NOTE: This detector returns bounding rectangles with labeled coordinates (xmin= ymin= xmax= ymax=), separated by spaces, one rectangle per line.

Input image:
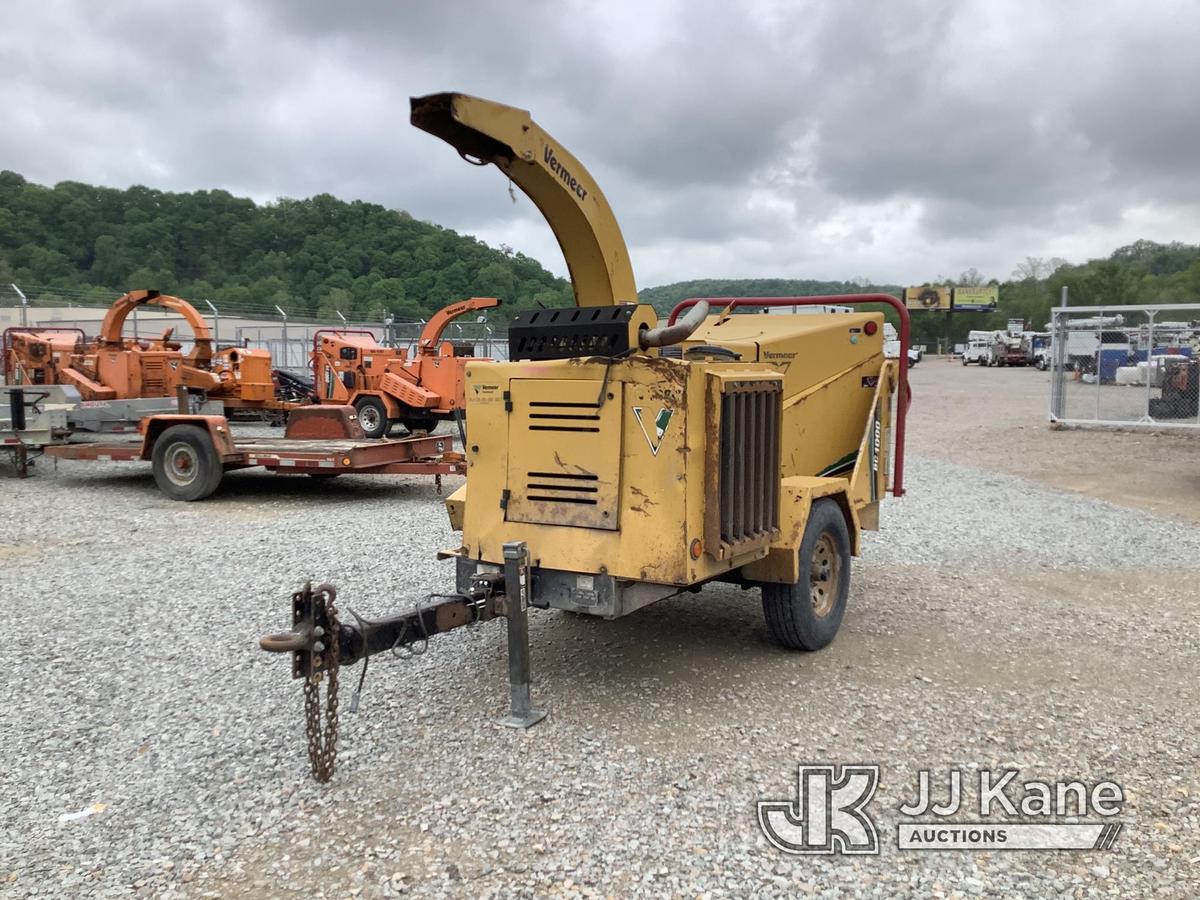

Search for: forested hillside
xmin=2 ymin=171 xmax=1197 ymax=340
xmin=0 ymin=171 xmax=573 ymax=321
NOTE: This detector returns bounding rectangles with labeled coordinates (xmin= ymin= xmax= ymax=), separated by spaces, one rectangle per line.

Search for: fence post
xmin=11 ymin=284 xmax=28 ymax=327
xmin=274 ymin=305 xmax=288 ymax=369
xmin=1145 ymin=311 xmax=1155 ymax=421
xmin=1050 ymin=308 xmax=1066 ymax=420
xmin=203 ymin=299 xmax=219 ymax=346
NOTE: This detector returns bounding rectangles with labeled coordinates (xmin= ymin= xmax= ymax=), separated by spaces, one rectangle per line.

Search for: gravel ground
xmin=1 ymin=380 xmax=1198 ymax=898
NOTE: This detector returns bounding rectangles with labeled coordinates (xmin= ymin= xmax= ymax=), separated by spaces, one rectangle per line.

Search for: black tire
xmin=151 ymin=424 xmax=224 ymax=501
xmin=401 ymin=413 xmax=438 ymax=434
xmin=761 ymin=499 xmax=851 ymax=651
xmin=962 ymin=356 xmax=969 ymax=366
xmin=355 ymin=396 xmax=389 ymax=439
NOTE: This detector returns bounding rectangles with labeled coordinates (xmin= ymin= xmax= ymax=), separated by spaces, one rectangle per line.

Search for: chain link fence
xmin=234 ymin=321 xmax=510 ymax=375
xmin=0 ymin=283 xmax=511 ymax=377
xmin=1048 ymin=303 xmax=1200 ymax=429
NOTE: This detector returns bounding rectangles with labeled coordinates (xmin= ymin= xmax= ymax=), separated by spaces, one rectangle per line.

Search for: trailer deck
xmin=46 ymin=432 xmax=460 ymax=472
xmin=41 ymin=405 xmax=465 ymax=499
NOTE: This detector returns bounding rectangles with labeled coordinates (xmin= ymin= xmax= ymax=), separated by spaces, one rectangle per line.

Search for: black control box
xmin=508 ymin=306 xmax=641 ymax=361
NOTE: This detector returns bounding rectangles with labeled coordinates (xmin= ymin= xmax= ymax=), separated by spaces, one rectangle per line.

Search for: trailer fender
xmin=445 ymin=484 xmax=467 ymax=531
xmin=140 ymin=415 xmax=239 ymax=461
xmin=740 ymin=476 xmax=859 ymax=585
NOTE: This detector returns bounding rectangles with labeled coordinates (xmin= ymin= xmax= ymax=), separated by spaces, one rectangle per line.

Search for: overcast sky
xmin=3 ymin=0 xmax=1198 ymax=288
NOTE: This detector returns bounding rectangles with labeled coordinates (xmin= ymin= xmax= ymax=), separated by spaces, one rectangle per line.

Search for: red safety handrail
xmin=667 ymin=295 xmax=911 ymax=497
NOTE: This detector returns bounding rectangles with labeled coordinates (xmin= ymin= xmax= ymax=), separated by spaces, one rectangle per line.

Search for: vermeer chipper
xmin=261 ymin=92 xmax=911 ymax=781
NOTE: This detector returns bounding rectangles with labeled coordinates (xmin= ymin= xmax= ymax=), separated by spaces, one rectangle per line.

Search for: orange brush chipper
xmin=311 ymin=296 xmax=499 ymax=437
xmin=3 ymin=290 xmax=298 ymax=416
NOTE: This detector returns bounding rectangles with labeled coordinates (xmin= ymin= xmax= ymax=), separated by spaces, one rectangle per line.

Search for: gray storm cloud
xmin=1 ymin=0 xmax=1197 ymax=286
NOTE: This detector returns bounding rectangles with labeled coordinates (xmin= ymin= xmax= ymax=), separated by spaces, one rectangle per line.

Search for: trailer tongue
xmin=260 ymin=544 xmax=540 ymax=782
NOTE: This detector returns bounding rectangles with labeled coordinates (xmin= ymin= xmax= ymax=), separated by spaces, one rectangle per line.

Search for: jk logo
xmin=758 ymin=765 xmax=880 ymax=855
xmin=633 ymin=406 xmax=673 ymax=456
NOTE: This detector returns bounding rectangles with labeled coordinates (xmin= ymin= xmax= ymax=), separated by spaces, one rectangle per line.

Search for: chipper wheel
xmin=354 ymin=396 xmax=389 ymax=439
xmin=761 ymin=499 xmax=851 ymax=651
xmin=150 ymin=424 xmax=225 ymax=501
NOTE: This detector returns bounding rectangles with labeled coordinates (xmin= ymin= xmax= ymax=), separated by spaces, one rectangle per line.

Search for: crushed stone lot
xmin=1 ymin=362 xmax=1198 ymax=898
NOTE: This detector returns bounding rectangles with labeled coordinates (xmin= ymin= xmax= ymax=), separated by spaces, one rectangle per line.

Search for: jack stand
xmin=14 ymin=442 xmax=29 ymax=478
xmin=453 ymin=407 xmax=468 ymax=448
xmin=500 ymin=541 xmax=547 ymax=729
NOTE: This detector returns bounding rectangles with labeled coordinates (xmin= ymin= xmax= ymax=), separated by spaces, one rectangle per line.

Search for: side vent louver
xmin=525 ymin=471 xmax=600 ymax=505
xmin=527 ymin=401 xmax=601 ymax=433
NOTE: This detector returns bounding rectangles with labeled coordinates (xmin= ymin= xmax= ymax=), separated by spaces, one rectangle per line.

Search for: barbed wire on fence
xmin=0 ymin=281 xmax=425 ymax=327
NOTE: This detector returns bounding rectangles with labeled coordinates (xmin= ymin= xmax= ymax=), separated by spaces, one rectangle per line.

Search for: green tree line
xmin=3 ymin=170 xmax=1197 ymax=341
xmin=643 ymin=242 xmax=1200 ymax=347
xmin=0 ymin=171 xmax=573 ymax=322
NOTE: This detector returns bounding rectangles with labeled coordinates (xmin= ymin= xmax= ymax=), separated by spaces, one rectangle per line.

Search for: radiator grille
xmin=718 ymin=380 xmax=781 ymax=546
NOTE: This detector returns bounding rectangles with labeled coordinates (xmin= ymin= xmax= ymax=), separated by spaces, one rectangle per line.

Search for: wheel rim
xmin=359 ymin=406 xmax=381 ymax=433
xmin=164 ymin=441 xmax=199 ymax=487
xmin=809 ymin=533 xmax=841 ymax=618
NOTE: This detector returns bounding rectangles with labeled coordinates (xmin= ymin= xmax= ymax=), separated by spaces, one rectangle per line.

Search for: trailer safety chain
xmin=303 ymin=585 xmax=340 ymax=783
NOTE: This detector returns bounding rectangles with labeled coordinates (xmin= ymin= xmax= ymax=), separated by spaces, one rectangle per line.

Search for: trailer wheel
xmin=151 ymin=424 xmax=224 ymax=501
xmin=355 ymin=397 xmax=389 ymax=439
xmin=761 ymin=499 xmax=851 ymax=651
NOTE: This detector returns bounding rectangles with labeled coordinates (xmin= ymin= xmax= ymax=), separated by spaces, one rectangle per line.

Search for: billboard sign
xmin=904 ymin=286 xmax=951 ymax=311
xmin=953 ymin=286 xmax=999 ymax=311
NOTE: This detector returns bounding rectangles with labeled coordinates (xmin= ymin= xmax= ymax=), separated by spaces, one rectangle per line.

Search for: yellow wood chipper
xmin=261 ymin=92 xmax=911 ymax=782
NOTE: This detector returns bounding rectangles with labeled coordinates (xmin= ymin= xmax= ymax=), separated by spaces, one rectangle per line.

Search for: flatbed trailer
xmin=43 ymin=405 xmax=464 ymax=500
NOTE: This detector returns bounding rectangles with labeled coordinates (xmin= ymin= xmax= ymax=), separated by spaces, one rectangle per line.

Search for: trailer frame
xmin=43 ymin=406 xmax=464 ymax=500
